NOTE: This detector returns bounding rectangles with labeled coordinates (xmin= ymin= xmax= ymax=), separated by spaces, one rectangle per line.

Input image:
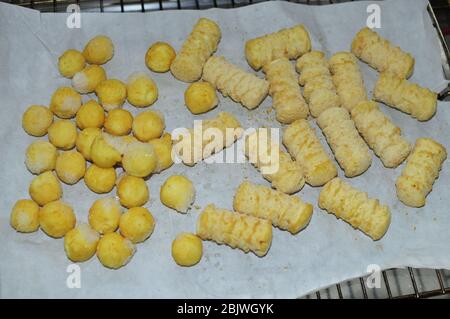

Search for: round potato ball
xmin=145 ymin=42 xmax=176 ymax=73
xmin=10 ymin=199 xmax=40 ymax=233
xmin=83 ymin=35 xmax=114 ymax=65
xmin=39 ymin=200 xmax=76 ymax=238
xmin=119 ymin=207 xmax=155 ymax=243
xmin=58 ymin=49 xmax=86 ymax=78
xmin=84 ymin=164 xmax=116 ymax=194
xmin=172 ymin=233 xmax=203 ymax=267
xmin=96 ymin=232 xmax=135 ymax=269
xmin=22 ymin=105 xmax=54 ymax=137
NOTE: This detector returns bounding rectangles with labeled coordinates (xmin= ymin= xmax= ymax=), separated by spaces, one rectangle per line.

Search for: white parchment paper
xmin=1 ymin=0 xmax=450 ymax=298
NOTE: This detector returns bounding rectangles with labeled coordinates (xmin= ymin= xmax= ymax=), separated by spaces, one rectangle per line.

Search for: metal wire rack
xmin=2 ymin=0 xmax=450 ymax=299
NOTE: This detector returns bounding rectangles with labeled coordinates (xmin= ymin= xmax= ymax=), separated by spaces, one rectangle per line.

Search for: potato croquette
xmin=39 ymin=200 xmax=76 ymax=238
xmin=58 ymin=49 xmax=86 ymax=78
xmin=172 ymin=233 xmax=203 ymax=267
xmin=25 ymin=140 xmax=58 ymax=175
xmin=160 ymin=175 xmax=195 ymax=213
xmin=84 ymin=164 xmax=116 ymax=194
xmin=22 ymin=105 xmax=53 ymax=137
xmin=89 ymin=197 xmax=122 ymax=234
xmin=72 ymin=65 xmax=107 ymax=94
xmin=29 ymin=171 xmax=62 ymax=206
xmin=184 ymin=82 xmax=218 ymax=114
xmin=95 ymin=79 xmax=127 ymax=111
xmin=122 ymin=142 xmax=157 ymax=177
xmin=127 ymin=72 xmax=158 ymax=108
xmin=64 ymin=223 xmax=100 ymax=262
xmin=117 ymin=175 xmax=149 ymax=208
xmin=104 ymin=109 xmax=133 ymax=136
xmin=96 ymin=232 xmax=135 ymax=269
xmin=132 ymin=110 xmax=165 ymax=142
xmin=76 ymin=127 xmax=102 ymax=161
xmin=48 ymin=120 xmax=77 ymax=150
xmin=10 ymin=199 xmax=40 ymax=233
xmin=119 ymin=207 xmax=155 ymax=243
xmin=90 ymin=133 xmax=122 ymax=168
xmin=55 ymin=151 xmax=86 ymax=185
xmin=50 ymin=87 xmax=82 ymax=119
xmin=83 ymin=35 xmax=114 ymax=65
xmin=145 ymin=42 xmax=176 ymax=73
xmin=148 ymin=133 xmax=173 ymax=172
xmin=76 ymin=100 xmax=105 ymax=129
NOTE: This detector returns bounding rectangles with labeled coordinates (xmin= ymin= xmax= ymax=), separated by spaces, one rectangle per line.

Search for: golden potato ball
xmin=25 ymin=140 xmax=58 ymax=175
xmin=145 ymin=42 xmax=176 ymax=73
xmin=50 ymin=87 xmax=82 ymax=119
xmin=55 ymin=151 xmax=86 ymax=185
xmin=160 ymin=175 xmax=195 ymax=213
xmin=88 ymin=197 xmax=122 ymax=234
xmin=132 ymin=110 xmax=165 ymax=142
xmin=39 ymin=200 xmax=76 ymax=238
xmin=96 ymin=232 xmax=135 ymax=269
xmin=82 ymin=35 xmax=114 ymax=65
xmin=148 ymin=133 xmax=173 ymax=173
xmin=64 ymin=223 xmax=100 ymax=262
xmin=72 ymin=65 xmax=107 ymax=94
xmin=103 ymin=133 xmax=138 ymax=155
xmin=22 ymin=105 xmax=54 ymax=137
xmin=119 ymin=207 xmax=155 ymax=243
xmin=122 ymin=142 xmax=157 ymax=177
xmin=58 ymin=49 xmax=86 ymax=78
xmin=104 ymin=109 xmax=133 ymax=136
xmin=95 ymin=79 xmax=127 ymax=111
xmin=76 ymin=100 xmax=105 ymax=129
xmin=184 ymin=82 xmax=218 ymax=114
xmin=76 ymin=127 xmax=102 ymax=161
xmin=48 ymin=119 xmax=77 ymax=150
xmin=172 ymin=233 xmax=203 ymax=267
xmin=84 ymin=164 xmax=116 ymax=194
xmin=117 ymin=175 xmax=149 ymax=208
xmin=126 ymin=72 xmax=158 ymax=108
xmin=29 ymin=171 xmax=62 ymax=206
xmin=10 ymin=199 xmax=40 ymax=233
xmin=90 ymin=134 xmax=122 ymax=168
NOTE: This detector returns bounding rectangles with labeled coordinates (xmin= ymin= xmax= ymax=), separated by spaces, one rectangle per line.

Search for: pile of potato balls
xmin=11 ymin=35 xmax=208 ymax=269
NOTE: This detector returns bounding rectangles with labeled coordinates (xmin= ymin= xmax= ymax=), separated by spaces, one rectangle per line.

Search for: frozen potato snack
xmin=25 ymin=140 xmax=58 ymax=175
xmin=89 ymin=197 xmax=122 ymax=234
xmin=64 ymin=223 xmax=100 ymax=262
xmin=50 ymin=87 xmax=82 ymax=119
xmin=22 ymin=105 xmax=54 ymax=137
xmin=172 ymin=233 xmax=203 ymax=267
xmin=96 ymin=232 xmax=135 ymax=269
xmin=319 ymin=178 xmax=391 ymax=240
xmin=40 ymin=200 xmax=76 ymax=238
xmin=245 ymin=24 xmax=311 ymax=70
xmin=197 ymin=204 xmax=272 ymax=257
xmin=202 ymin=56 xmax=269 ymax=110
xmin=396 ymin=138 xmax=447 ymax=207
xmin=351 ymin=27 xmax=414 ymax=79
xmin=58 ymin=49 xmax=86 ymax=78
xmin=170 ymin=18 xmax=221 ymax=82
xmin=10 ymin=199 xmax=40 ymax=233
xmin=233 ymin=181 xmax=313 ymax=234
xmin=263 ymin=57 xmax=309 ymax=123
xmin=127 ymin=72 xmax=158 ymax=108
xmin=29 ymin=171 xmax=62 ymax=206
xmin=83 ymin=35 xmax=114 ymax=65
xmin=72 ymin=65 xmax=107 ymax=94
xmin=160 ymin=175 xmax=195 ymax=213
xmin=146 ymin=41 xmax=176 ymax=73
